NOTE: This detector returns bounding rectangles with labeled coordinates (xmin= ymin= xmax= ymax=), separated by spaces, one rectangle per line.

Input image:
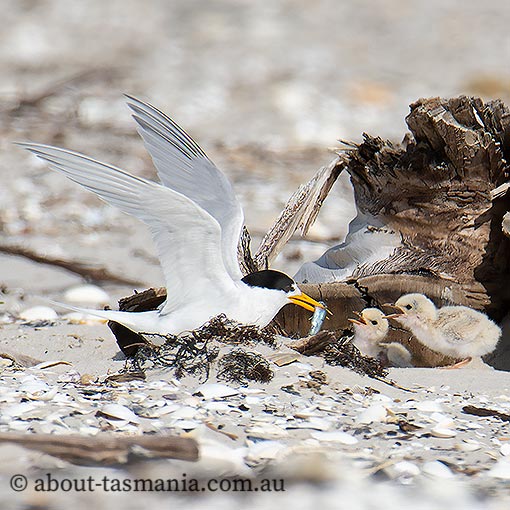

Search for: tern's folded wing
xmin=125 ymin=95 xmax=244 ymax=281
xmin=19 ymin=143 xmax=238 ymax=313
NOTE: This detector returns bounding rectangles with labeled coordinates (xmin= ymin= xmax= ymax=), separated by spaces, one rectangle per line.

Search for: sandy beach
xmin=1 ymin=1 xmax=510 ymax=508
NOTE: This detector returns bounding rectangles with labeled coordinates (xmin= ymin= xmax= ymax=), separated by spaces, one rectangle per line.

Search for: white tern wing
xmin=125 ymin=95 xmax=244 ymax=280
xmin=19 ymin=143 xmax=238 ymax=314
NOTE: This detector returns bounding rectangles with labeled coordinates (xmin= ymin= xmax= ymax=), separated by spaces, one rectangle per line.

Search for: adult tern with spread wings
xmin=19 ymin=96 xmax=326 ymax=335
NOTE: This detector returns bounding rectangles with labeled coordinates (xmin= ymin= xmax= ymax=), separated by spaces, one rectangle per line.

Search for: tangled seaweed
xmin=192 ymin=314 xmax=277 ymax=347
xmin=217 ymin=348 xmax=274 ymax=384
xmin=126 ymin=315 xmax=276 ymax=380
xmin=323 ymin=335 xmax=388 ymax=378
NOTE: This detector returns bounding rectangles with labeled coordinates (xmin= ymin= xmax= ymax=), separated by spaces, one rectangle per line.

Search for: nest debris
xmin=125 ymin=315 xmax=276 ymax=380
xmin=217 ymin=348 xmax=274 ymax=384
xmin=323 ymin=335 xmax=388 ymax=378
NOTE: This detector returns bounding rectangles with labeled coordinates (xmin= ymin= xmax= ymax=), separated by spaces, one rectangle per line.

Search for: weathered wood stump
xmin=280 ymin=96 xmax=510 ymax=368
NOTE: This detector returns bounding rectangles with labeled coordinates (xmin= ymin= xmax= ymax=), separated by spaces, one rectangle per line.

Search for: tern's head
xmin=348 ymin=308 xmax=389 ymax=343
xmin=241 ymin=270 xmax=326 ymax=313
xmin=385 ymin=293 xmax=438 ymax=326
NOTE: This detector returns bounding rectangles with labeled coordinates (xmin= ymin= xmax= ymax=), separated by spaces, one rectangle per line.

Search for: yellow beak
xmin=288 ymin=293 xmax=331 ymax=314
xmin=382 ymin=304 xmax=405 ymax=319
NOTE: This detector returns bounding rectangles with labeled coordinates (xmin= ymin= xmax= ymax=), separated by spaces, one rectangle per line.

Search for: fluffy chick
xmin=349 ymin=308 xmax=413 ymax=367
xmin=386 ymin=293 xmax=501 ymax=363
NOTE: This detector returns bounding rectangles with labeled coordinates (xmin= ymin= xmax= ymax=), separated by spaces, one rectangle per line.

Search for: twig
xmin=4 ymin=68 xmax=120 ymax=114
xmin=0 ymin=432 xmax=198 ymax=466
xmin=0 ymin=243 xmax=143 ymax=286
xmin=287 ymin=331 xmax=336 ymax=355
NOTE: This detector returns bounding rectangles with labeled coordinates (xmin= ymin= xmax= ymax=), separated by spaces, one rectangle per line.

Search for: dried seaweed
xmin=323 ymin=336 xmax=388 ymax=378
xmin=189 ymin=314 xmax=277 ymax=347
xmin=125 ymin=315 xmax=276 ymax=380
xmin=217 ymin=349 xmax=274 ymax=384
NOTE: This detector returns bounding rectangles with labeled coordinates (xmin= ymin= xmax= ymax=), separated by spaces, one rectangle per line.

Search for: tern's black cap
xmin=241 ymin=270 xmax=295 ymax=292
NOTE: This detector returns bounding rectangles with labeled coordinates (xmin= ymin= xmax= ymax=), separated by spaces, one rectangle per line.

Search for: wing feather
xmin=125 ymin=95 xmax=244 ymax=280
xmin=18 ymin=143 xmax=238 ymax=313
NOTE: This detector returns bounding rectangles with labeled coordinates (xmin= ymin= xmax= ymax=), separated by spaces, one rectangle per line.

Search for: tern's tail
xmin=49 ymin=300 xmax=160 ymax=334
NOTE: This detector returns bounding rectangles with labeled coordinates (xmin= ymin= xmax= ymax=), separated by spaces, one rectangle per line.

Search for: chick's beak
xmin=288 ymin=293 xmax=331 ymax=314
xmin=348 ymin=311 xmax=366 ymax=326
xmin=382 ymin=304 xmax=405 ymax=319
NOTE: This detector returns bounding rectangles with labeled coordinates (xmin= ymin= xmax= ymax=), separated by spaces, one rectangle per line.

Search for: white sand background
xmin=1 ymin=1 xmax=510 ymax=508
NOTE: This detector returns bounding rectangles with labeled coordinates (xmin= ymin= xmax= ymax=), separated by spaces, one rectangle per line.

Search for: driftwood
xmin=0 ymin=432 xmax=198 ymax=466
xmin=287 ymin=331 xmax=337 ymax=355
xmin=0 ymin=243 xmax=143 ymax=286
xmin=277 ymin=96 xmax=510 ymax=367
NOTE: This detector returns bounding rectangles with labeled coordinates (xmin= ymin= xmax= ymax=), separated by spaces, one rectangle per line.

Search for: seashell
xmin=422 ymin=461 xmax=454 ymax=478
xmin=0 ymin=402 xmax=39 ymax=420
xmin=193 ymin=440 xmax=251 ymax=477
xmin=19 ymin=376 xmax=50 ymax=395
xmin=172 ymin=420 xmax=200 ymax=430
xmin=430 ymin=427 xmax=457 ymax=438
xmin=194 ymin=383 xmax=239 ymax=399
xmin=487 ymin=459 xmax=510 ymax=479
xmin=32 ymin=360 xmax=73 ymax=370
xmin=98 ymin=403 xmax=140 ymax=424
xmin=267 ymin=352 xmax=301 ymax=366
xmin=500 ymin=443 xmax=510 ymax=457
xmin=246 ymin=441 xmax=287 ymax=463
xmin=64 ymin=285 xmax=110 ymax=304
xmin=19 ymin=306 xmax=58 ymax=322
xmin=204 ymin=401 xmax=231 ymax=412
xmin=456 ymin=440 xmax=482 ymax=452
xmin=357 ymin=404 xmax=388 ymax=424
xmin=245 ymin=422 xmax=289 ymax=440
xmin=393 ymin=461 xmax=420 ymax=477
xmin=414 ymin=400 xmax=444 ymax=413
xmin=170 ymin=406 xmax=198 ymax=420
xmin=429 ymin=412 xmax=451 ymax=423
xmin=310 ymin=430 xmax=358 ymax=445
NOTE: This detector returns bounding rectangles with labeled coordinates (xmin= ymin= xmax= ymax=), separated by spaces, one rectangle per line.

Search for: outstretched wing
xmin=125 ymin=95 xmax=244 ymax=280
xmin=18 ymin=143 xmax=238 ymax=314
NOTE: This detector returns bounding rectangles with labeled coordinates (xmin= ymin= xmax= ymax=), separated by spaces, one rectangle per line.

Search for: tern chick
xmin=385 ymin=293 xmax=501 ymax=364
xmin=348 ymin=308 xmax=412 ymax=367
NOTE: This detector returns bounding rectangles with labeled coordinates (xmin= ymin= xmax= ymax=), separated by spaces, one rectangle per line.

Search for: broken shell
xmin=393 ymin=461 xmax=420 ymax=477
xmin=98 ymin=404 xmax=140 ymax=424
xmin=245 ymin=422 xmax=289 ymax=440
xmin=430 ymin=427 xmax=457 ymax=438
xmin=500 ymin=443 xmax=510 ymax=457
xmin=19 ymin=306 xmax=58 ymax=322
xmin=487 ymin=459 xmax=510 ymax=480
xmin=173 ymin=420 xmax=200 ymax=430
xmin=64 ymin=285 xmax=110 ymax=304
xmin=357 ymin=404 xmax=387 ymax=424
xmin=194 ymin=383 xmax=239 ymax=399
xmin=311 ymin=430 xmax=358 ymax=445
xmin=267 ymin=352 xmax=301 ymax=366
xmin=414 ymin=400 xmax=444 ymax=413
xmin=422 ymin=461 xmax=454 ymax=478
xmin=456 ymin=439 xmax=482 ymax=452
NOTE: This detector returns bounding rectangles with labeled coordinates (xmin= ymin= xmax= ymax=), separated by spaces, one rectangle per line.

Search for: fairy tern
xmin=18 ymin=96 xmax=326 ymax=335
xmin=384 ymin=293 xmax=501 ymax=363
xmin=348 ymin=307 xmax=412 ymax=367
